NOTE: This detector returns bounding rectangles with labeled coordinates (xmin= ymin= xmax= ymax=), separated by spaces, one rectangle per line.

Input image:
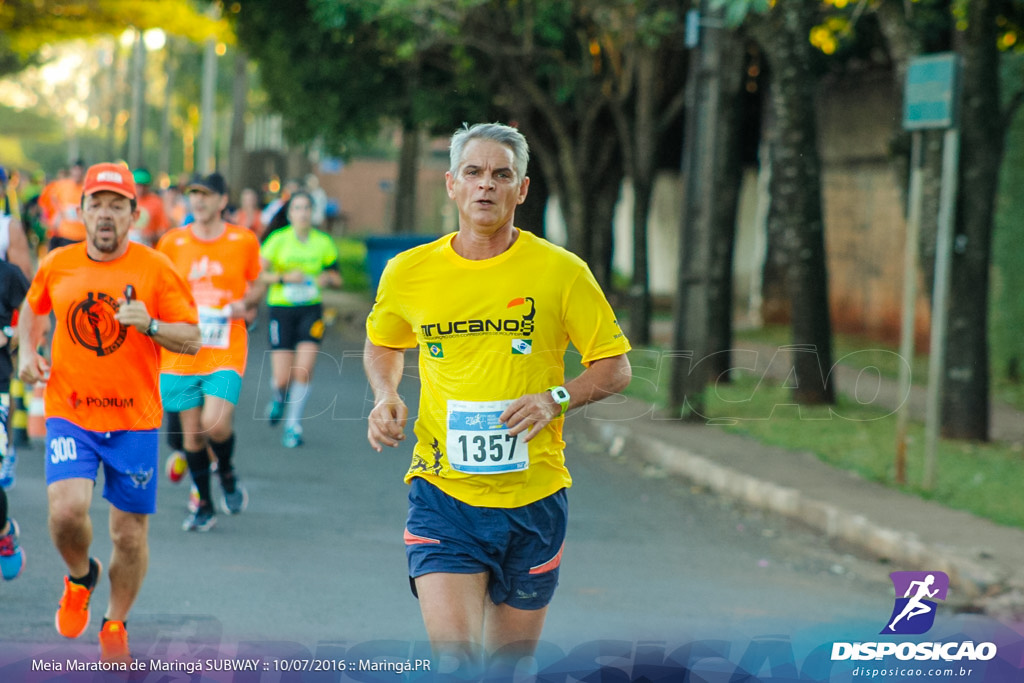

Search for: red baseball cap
xmin=83 ymin=163 xmax=136 ymax=200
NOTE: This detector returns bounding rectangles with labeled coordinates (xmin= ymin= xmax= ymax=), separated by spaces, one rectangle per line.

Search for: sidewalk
xmin=324 ymin=290 xmax=1024 ymax=618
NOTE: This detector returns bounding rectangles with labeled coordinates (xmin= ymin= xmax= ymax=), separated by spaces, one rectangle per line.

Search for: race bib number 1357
xmin=446 ymin=399 xmax=529 ymax=474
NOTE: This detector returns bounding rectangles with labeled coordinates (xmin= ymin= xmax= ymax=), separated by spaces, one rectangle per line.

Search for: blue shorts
xmin=160 ymin=370 xmax=243 ymax=411
xmin=404 ymin=477 xmax=568 ymax=610
xmin=45 ymin=418 xmax=159 ymax=514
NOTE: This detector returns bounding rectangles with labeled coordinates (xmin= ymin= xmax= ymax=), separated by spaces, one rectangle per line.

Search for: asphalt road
xmin=0 ymin=312 xmax=912 ymax=680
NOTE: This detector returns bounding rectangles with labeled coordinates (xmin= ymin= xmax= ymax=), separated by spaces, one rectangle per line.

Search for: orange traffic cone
xmin=27 ymin=382 xmax=46 ymax=440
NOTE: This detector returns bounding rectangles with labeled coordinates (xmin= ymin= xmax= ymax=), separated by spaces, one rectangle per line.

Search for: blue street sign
xmin=903 ymin=53 xmax=960 ymax=130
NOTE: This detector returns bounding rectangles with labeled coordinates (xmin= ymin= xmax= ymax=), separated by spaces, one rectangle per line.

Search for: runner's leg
xmin=105 ymin=507 xmax=148 ymax=623
xmin=283 ymin=342 xmax=319 ymax=429
xmin=414 ymin=572 xmax=489 ymax=671
xmin=180 ymin=407 xmax=213 ymax=508
xmin=484 ymin=602 xmax=549 ymax=657
xmin=47 ymin=479 xmax=94 ymax=578
xmin=271 ymin=350 xmax=294 ymax=400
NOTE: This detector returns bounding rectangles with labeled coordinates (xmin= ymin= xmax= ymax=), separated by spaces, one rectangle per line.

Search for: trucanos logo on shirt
xmin=427 ymin=342 xmax=444 ymax=358
xmin=419 ymin=296 xmax=537 ymax=340
xmin=511 ymin=339 xmax=532 ymax=354
xmin=66 ymin=291 xmax=128 ymax=357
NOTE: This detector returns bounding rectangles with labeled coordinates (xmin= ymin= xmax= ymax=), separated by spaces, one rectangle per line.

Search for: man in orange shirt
xmin=18 ymin=163 xmax=200 ymax=665
xmin=38 ymin=159 xmax=87 ymax=250
xmin=156 ymin=172 xmax=264 ymax=531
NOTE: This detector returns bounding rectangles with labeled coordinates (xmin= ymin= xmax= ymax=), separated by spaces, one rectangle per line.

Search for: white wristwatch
xmin=548 ymin=385 xmax=571 ymax=416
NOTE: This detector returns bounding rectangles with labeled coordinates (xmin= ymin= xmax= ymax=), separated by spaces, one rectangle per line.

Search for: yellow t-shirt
xmin=366 ymin=230 xmax=631 ymax=508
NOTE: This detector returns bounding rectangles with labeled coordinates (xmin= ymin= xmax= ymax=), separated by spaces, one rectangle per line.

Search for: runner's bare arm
xmin=363 ymin=338 xmax=409 ymax=452
xmin=17 ymin=301 xmax=50 ymax=383
xmin=231 ymin=278 xmax=268 ymax=319
xmin=149 ymin=321 xmax=202 ymax=354
xmin=501 ymin=353 xmax=632 ymax=443
xmin=6 ymin=216 xmax=32 ymax=279
xmin=116 ymin=298 xmax=201 ymax=355
xmin=317 ymin=266 xmax=343 ymax=289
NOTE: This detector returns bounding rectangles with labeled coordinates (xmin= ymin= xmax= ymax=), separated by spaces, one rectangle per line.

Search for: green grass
xmin=334 ymin=237 xmax=370 ymax=292
xmin=735 ymin=324 xmax=932 ymax=383
xmin=704 ymin=373 xmax=1024 ymax=529
xmin=615 ymin=321 xmax=1024 ymax=530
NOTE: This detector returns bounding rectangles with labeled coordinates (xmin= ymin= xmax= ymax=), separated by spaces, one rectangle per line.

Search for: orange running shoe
xmin=99 ymin=619 xmax=132 ymax=665
xmin=55 ymin=558 xmax=101 ymax=638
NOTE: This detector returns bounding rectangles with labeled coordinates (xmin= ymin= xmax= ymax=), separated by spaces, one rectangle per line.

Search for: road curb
xmin=585 ymin=416 xmax=1024 ymax=616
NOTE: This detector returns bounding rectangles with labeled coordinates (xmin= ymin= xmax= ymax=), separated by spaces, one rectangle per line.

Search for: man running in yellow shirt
xmin=364 ymin=123 xmax=631 ymax=673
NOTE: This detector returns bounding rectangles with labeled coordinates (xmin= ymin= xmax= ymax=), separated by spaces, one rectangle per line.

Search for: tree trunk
xmin=941 ymin=0 xmax=1003 ymax=440
xmin=504 ymin=70 xmax=624 ymax=270
xmin=589 ymin=145 xmax=623 ymax=292
xmin=158 ymin=41 xmax=177 ymax=177
xmin=872 ymin=0 xmax=944 ymax=302
xmin=706 ymin=31 xmax=747 ymax=381
xmin=516 ymin=163 xmax=547 ymax=237
xmin=391 ymin=123 xmax=420 ymax=234
xmin=228 ymin=50 xmax=249 ymax=202
xmin=626 ymin=48 xmax=659 ymax=347
xmin=751 ymin=0 xmax=836 ymax=405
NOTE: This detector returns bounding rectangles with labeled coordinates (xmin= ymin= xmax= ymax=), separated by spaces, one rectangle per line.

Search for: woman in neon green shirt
xmin=259 ymin=192 xmax=342 ymax=448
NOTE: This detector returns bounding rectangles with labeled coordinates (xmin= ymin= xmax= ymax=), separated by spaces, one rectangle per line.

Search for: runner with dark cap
xmin=157 ymin=172 xmax=264 ymax=531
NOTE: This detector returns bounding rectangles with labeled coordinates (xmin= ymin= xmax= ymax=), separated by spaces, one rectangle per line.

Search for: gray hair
xmin=449 ymin=123 xmax=529 ymax=181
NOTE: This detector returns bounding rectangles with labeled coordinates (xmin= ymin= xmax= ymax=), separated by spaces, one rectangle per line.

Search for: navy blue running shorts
xmin=404 ymin=476 xmax=568 ymax=610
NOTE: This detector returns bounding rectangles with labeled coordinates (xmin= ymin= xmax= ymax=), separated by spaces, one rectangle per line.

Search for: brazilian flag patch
xmin=428 ymin=342 xmax=444 ymax=358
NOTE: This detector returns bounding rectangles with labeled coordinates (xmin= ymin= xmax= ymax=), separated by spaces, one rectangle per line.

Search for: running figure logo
xmin=66 ymin=291 xmax=128 ymax=357
xmin=881 ymin=571 xmax=949 ymax=635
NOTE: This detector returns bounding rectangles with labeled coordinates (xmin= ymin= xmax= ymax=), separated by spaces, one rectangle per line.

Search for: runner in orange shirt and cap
xmin=19 ymin=162 xmax=200 ymax=665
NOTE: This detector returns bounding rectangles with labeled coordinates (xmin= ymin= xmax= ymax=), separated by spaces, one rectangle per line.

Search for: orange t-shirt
xmin=136 ymin=191 xmax=170 ymax=243
xmin=156 ymin=223 xmax=262 ymax=376
xmin=232 ymin=208 xmax=264 ymax=238
xmin=39 ymin=178 xmax=86 ymax=242
xmin=27 ymin=243 xmax=198 ymax=432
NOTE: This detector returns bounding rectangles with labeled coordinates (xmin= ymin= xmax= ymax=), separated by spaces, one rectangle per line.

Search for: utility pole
xmin=197 ymin=3 xmax=221 ymax=175
xmin=128 ymin=29 xmax=146 ymax=169
xmin=228 ymin=50 xmax=250 ymax=198
xmin=198 ymin=37 xmax=218 ymax=175
xmin=669 ymin=1 xmax=722 ymax=419
xmin=159 ymin=40 xmax=177 ymax=178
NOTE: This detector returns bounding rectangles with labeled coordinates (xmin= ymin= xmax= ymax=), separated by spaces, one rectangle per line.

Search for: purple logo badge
xmin=881 ymin=571 xmax=949 ymax=635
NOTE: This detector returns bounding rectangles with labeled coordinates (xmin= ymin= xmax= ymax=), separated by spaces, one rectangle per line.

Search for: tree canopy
xmin=0 ymin=0 xmax=232 ymax=77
